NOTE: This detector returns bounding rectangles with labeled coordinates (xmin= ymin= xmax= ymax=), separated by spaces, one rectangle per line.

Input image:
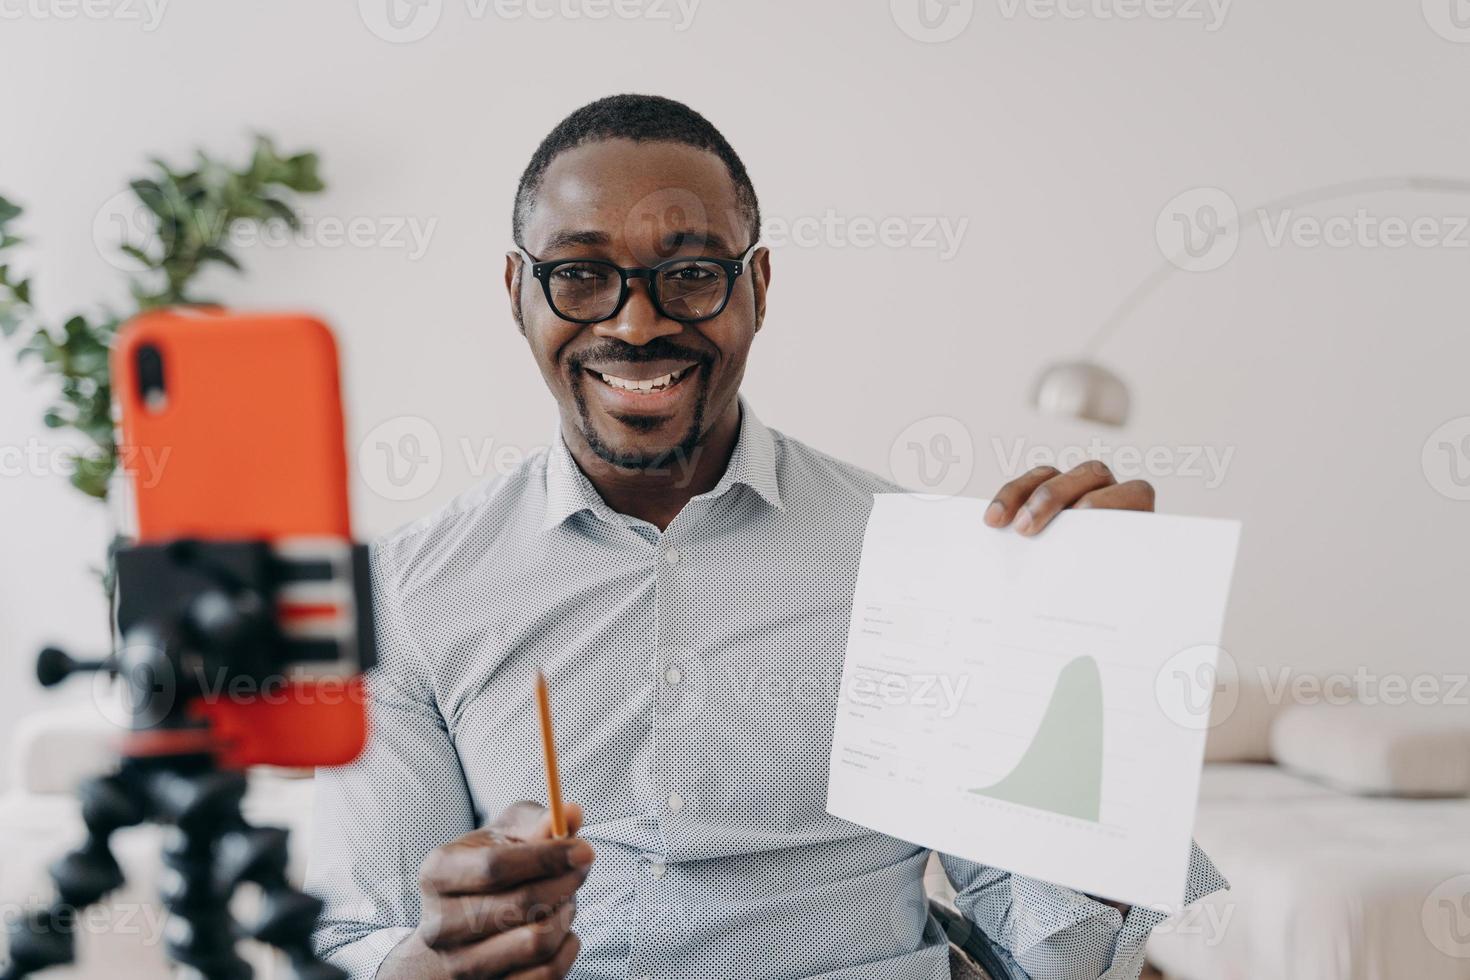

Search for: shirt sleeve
xmin=938 ymin=840 xmax=1227 ymax=980
xmin=305 ymin=541 xmax=478 ymax=980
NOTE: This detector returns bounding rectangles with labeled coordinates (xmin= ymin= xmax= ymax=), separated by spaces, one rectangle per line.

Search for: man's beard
xmin=567 ymin=340 xmax=712 ymax=472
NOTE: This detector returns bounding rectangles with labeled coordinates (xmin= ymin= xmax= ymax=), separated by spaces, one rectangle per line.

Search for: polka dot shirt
xmin=306 ymin=400 xmax=1226 ymax=980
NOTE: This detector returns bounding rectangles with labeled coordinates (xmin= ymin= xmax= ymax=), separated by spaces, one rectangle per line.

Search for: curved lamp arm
xmin=1035 ymin=175 xmax=1470 ymax=426
xmin=1081 ymin=175 xmax=1470 ymax=358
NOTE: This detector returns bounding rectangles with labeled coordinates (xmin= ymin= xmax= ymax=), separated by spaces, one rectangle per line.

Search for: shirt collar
xmin=540 ymin=397 xmax=783 ymax=533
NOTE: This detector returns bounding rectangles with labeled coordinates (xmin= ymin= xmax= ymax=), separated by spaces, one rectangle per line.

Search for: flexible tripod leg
xmin=3 ymin=761 xmax=345 ymax=980
xmin=0 ymin=768 xmax=145 ymax=979
xmin=146 ymin=766 xmax=345 ymax=980
xmin=215 ymin=824 xmax=346 ymax=980
xmin=146 ymin=766 xmax=255 ymax=980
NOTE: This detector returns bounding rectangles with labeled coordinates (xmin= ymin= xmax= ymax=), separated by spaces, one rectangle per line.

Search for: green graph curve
xmin=968 ymin=655 xmax=1103 ymax=822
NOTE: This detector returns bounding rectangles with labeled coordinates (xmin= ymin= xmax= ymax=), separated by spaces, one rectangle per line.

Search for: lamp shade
xmin=1031 ymin=360 xmax=1131 ymax=427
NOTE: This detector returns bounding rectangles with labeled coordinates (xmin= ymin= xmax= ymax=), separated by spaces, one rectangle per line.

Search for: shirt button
xmin=664 ymin=547 xmax=680 ymax=566
xmin=664 ymin=665 xmax=682 ymax=686
xmin=667 ymin=792 xmax=684 ymax=813
xmin=641 ymin=854 xmax=666 ymax=878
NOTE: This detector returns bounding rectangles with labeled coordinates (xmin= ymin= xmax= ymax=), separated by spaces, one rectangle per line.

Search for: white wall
xmin=2 ymin=0 xmax=1468 ymax=782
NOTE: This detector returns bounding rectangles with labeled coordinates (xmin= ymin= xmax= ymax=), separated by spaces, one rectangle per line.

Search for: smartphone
xmin=112 ymin=309 xmax=368 ymax=768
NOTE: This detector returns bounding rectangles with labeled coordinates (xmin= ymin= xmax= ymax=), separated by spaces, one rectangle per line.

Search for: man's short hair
xmin=513 ymin=93 xmax=761 ymax=251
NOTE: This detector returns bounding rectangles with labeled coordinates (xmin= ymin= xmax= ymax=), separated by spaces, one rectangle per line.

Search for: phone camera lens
xmin=136 ymin=344 xmax=168 ymax=412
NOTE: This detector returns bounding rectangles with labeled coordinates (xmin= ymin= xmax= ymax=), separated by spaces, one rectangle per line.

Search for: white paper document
xmin=826 ymin=494 xmax=1241 ymax=909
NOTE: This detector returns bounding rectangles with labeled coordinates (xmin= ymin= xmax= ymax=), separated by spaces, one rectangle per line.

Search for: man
xmin=308 ymin=94 xmax=1224 ymax=980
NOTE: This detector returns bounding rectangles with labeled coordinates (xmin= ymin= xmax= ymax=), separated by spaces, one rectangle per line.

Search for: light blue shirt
xmin=308 ymin=401 xmax=1224 ymax=980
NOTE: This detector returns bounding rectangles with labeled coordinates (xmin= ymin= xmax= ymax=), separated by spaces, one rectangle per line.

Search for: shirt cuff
xmin=981 ymin=840 xmax=1228 ymax=980
xmin=320 ymin=925 xmax=416 ymax=980
xmin=1100 ymin=841 xmax=1229 ymax=980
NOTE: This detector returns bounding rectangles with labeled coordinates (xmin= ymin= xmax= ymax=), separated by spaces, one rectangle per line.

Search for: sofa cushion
xmin=1270 ymin=701 xmax=1470 ymax=796
xmin=1202 ymin=659 xmax=1276 ymax=763
xmin=8 ymin=703 xmax=119 ymax=796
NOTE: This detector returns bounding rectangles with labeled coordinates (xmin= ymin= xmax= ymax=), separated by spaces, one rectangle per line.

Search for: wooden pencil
xmin=534 ymin=668 xmax=568 ymax=838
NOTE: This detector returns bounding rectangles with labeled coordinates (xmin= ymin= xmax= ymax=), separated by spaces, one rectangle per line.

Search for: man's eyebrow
xmin=535 ymin=228 xmax=741 ymax=258
xmin=659 ymin=229 xmax=736 ymax=256
xmin=538 ymin=229 xmax=613 ymax=254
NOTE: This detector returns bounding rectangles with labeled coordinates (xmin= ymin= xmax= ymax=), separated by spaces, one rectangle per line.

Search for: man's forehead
xmin=523 ymin=139 xmax=746 ymax=254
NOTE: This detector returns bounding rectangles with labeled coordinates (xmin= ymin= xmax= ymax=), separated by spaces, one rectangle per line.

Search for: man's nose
xmin=593 ymin=278 xmax=683 ymax=346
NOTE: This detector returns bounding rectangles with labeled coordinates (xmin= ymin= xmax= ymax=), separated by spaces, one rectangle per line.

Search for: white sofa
xmin=1145 ymin=672 xmax=1470 ymax=980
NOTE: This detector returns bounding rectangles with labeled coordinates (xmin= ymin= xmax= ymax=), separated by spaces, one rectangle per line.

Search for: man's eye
xmin=665 ymin=266 xmax=716 ymax=282
xmin=554 ymin=266 xmax=606 ymax=283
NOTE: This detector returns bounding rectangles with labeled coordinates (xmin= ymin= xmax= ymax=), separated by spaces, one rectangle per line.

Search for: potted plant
xmin=0 ymin=135 xmax=325 ymax=608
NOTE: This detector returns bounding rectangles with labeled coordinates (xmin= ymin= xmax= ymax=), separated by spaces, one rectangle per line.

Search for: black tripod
xmin=2 ymin=538 xmax=373 ymax=980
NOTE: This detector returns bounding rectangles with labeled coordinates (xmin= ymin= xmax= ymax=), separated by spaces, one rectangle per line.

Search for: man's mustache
xmin=568 ymin=338 xmax=713 ymax=369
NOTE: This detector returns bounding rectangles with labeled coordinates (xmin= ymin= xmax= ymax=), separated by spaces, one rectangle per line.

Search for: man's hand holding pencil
xmin=377 ymin=671 xmax=592 ymax=980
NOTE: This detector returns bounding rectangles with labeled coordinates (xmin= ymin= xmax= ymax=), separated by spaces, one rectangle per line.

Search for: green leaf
xmin=69 ymin=453 xmax=114 ymax=500
xmin=0 ymin=307 xmax=23 ymax=338
xmin=282 ymin=153 xmax=325 ymax=193
xmin=77 ymin=417 xmax=115 ymax=447
xmin=0 ymin=195 xmax=21 ymax=224
xmin=119 ymin=244 xmax=154 ymax=267
xmin=70 ymin=347 xmax=108 ymax=374
xmin=249 ymin=135 xmax=280 ymax=177
xmin=198 ymin=245 xmax=243 ymax=271
xmin=259 ymin=197 xmax=300 ymax=230
xmin=130 ymin=178 xmax=169 ymax=218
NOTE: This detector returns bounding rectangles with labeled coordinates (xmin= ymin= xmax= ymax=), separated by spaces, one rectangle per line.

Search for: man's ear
xmin=751 ymin=246 xmax=771 ymax=333
xmin=505 ymin=251 xmax=526 ymax=334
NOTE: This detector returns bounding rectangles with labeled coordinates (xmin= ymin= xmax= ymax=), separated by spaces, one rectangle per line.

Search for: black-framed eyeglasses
xmin=516 ymin=243 xmax=759 ymax=325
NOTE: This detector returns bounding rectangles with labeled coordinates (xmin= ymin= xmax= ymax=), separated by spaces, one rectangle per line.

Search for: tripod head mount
xmin=3 ymin=536 xmax=375 ymax=980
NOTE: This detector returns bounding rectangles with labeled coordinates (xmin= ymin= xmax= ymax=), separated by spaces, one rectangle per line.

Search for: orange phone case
xmin=114 ymin=309 xmax=350 ymax=542
xmin=113 ymin=309 xmax=364 ymax=768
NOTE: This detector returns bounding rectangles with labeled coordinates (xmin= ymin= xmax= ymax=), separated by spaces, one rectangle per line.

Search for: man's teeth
xmin=598 ymin=367 xmax=689 ymax=392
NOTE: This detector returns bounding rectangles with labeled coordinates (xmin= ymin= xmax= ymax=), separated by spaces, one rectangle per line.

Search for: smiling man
xmin=307 ymin=94 xmax=1224 ymax=980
